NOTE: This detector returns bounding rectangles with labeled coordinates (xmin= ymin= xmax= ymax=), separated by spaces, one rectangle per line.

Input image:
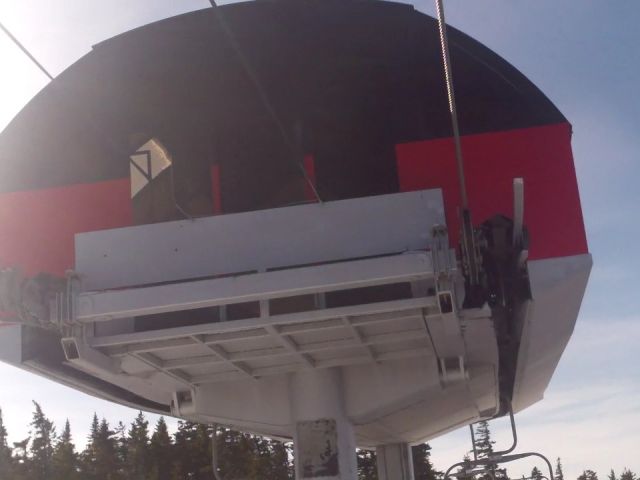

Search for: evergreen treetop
xmin=149 ymin=416 xmax=172 ymax=480
xmin=0 ymin=403 xmax=638 ymax=480
xmin=412 ymin=443 xmax=442 ymax=480
xmin=28 ymin=401 xmax=55 ymax=480
xmin=556 ymin=458 xmax=565 ymax=480
xmin=474 ymin=420 xmax=495 ymax=459
xmin=531 ymin=466 xmax=544 ymax=480
xmin=578 ymin=470 xmax=600 ymax=480
xmin=52 ymin=419 xmax=78 ymax=480
xmin=126 ymin=411 xmax=150 ymax=480
xmin=0 ymin=407 xmax=14 ymax=479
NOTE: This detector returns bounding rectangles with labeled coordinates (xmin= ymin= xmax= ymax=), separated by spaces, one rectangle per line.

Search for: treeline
xmin=0 ymin=402 xmax=441 ymax=480
xmin=0 ymin=404 xmax=636 ymax=480
xmin=461 ymin=421 xmax=638 ymax=480
xmin=0 ymin=402 xmax=292 ymax=480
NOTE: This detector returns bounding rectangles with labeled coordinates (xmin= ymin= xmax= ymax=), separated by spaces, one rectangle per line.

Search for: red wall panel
xmin=396 ymin=123 xmax=588 ymax=260
xmin=0 ymin=124 xmax=587 ymax=278
xmin=0 ymin=179 xmax=132 ymax=276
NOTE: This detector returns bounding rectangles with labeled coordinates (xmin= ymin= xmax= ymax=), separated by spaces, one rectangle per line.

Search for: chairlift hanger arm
xmin=450 ymin=405 xmax=551 ymax=480
xmin=444 ymin=452 xmax=553 ymax=480
xmin=492 ymin=403 xmax=518 ymax=456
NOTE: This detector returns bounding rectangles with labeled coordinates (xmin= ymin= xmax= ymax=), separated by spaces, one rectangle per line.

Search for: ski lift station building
xmin=0 ymin=1 xmax=591 ymax=479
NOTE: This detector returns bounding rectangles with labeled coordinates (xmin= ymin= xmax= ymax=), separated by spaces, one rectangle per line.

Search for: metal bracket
xmin=429 ymin=225 xmax=468 ymax=383
xmin=438 ymin=356 xmax=467 ymax=385
xmin=431 ymin=225 xmax=456 ymax=293
xmin=61 ymin=336 xmax=122 ymax=375
xmin=170 ymin=389 xmax=197 ymax=417
xmin=50 ymin=271 xmax=80 ymax=330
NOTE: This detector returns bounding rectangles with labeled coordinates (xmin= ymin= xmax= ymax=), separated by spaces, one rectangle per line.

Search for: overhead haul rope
xmin=433 ymin=0 xmax=481 ymax=287
xmin=0 ymin=21 xmax=53 ymax=80
xmin=208 ymin=0 xmax=323 ymax=203
xmin=433 ymin=0 xmax=467 ymax=209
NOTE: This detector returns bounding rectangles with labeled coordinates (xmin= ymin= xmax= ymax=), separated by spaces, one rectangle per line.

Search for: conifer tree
xmin=578 ymin=470 xmax=599 ymax=480
xmin=474 ymin=421 xmax=495 ymax=459
xmin=268 ymin=439 xmax=294 ymax=479
xmin=170 ymin=420 xmax=189 ymax=479
xmin=29 ymin=403 xmax=640 ymax=480
xmin=81 ymin=413 xmax=100 ymax=479
xmin=52 ymin=419 xmax=78 ymax=480
xmin=218 ymin=429 xmax=254 ymax=480
xmin=247 ymin=434 xmax=267 ymax=479
xmin=126 ymin=411 xmax=150 ymax=480
xmin=531 ymin=466 xmax=543 ymax=480
xmin=82 ymin=415 xmax=120 ymax=480
xmin=198 ymin=422 xmax=216 ymax=479
xmin=113 ymin=420 xmax=128 ymax=478
xmin=357 ymin=449 xmax=378 ymax=480
xmin=97 ymin=418 xmax=119 ymax=480
xmin=0 ymin=407 xmax=14 ymax=479
xmin=245 ymin=435 xmax=269 ymax=479
xmin=172 ymin=420 xmax=214 ymax=479
xmin=12 ymin=437 xmax=30 ymax=480
xmin=248 ymin=435 xmax=292 ymax=479
xmin=556 ymin=458 xmax=565 ymax=480
xmin=28 ymin=401 xmax=55 ymax=480
xmin=413 ymin=443 xmax=441 ymax=480
xmin=149 ymin=416 xmax=173 ymax=480
xmin=472 ymin=421 xmax=507 ymax=480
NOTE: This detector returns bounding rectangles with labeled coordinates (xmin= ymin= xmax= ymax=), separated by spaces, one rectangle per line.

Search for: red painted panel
xmin=303 ymin=154 xmax=316 ymax=202
xmin=0 ymin=179 xmax=132 ymax=277
xmin=396 ymin=122 xmax=588 ymax=260
xmin=211 ymin=164 xmax=223 ymax=214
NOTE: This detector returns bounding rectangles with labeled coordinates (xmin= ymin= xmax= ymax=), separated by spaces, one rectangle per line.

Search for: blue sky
xmin=0 ymin=1 xmax=638 ymax=478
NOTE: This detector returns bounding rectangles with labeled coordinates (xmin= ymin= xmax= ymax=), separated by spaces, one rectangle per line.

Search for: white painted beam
xmin=77 ymin=252 xmax=434 ymax=322
xmin=89 ymin=297 xmax=438 ymax=349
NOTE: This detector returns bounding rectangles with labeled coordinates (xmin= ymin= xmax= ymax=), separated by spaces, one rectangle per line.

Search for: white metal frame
xmin=55 ymin=190 xmax=458 ymax=389
xmin=74 ymin=252 xmax=434 ymax=322
xmin=81 ymin=293 xmax=441 ymax=386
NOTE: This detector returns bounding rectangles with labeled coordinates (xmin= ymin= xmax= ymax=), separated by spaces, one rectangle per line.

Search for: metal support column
xmin=289 ymin=368 xmax=358 ymax=480
xmin=376 ymin=443 xmax=415 ymax=480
